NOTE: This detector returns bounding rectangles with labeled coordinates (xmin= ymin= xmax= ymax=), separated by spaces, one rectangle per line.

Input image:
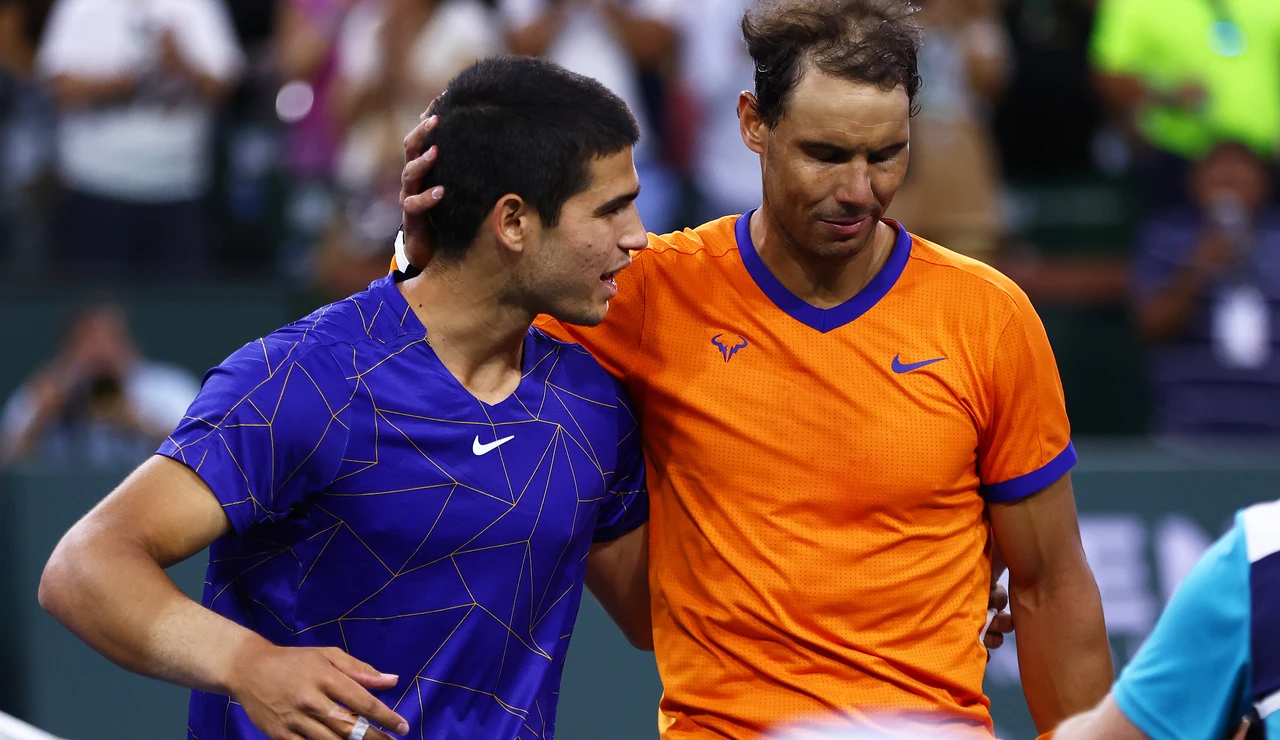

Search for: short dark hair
xmin=742 ymin=0 xmax=922 ymax=128
xmin=420 ymin=56 xmax=640 ymax=261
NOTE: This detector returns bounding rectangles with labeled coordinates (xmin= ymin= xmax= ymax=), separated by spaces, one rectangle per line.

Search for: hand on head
xmin=399 ymin=112 xmax=446 ymax=272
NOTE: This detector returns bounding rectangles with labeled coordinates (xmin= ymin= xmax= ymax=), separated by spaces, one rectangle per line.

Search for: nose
xmin=618 ymin=203 xmax=648 ymax=252
xmin=834 ymin=159 xmax=876 ymax=210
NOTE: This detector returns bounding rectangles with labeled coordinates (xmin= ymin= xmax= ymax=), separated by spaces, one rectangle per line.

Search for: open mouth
xmin=600 ymin=266 xmax=625 ymax=294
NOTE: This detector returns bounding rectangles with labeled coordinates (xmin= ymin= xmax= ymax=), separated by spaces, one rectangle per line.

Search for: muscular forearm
xmin=39 ymin=529 xmax=266 ymax=695
xmin=1012 ymin=567 xmax=1114 ymax=732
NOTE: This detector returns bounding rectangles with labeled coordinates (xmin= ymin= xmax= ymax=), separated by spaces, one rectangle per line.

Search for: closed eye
xmin=869 ymin=142 xmax=907 ymax=164
xmin=803 ymin=145 xmax=851 ymax=164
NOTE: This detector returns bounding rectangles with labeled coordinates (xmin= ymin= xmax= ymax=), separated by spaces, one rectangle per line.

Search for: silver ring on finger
xmin=348 ymin=716 xmax=370 ymax=740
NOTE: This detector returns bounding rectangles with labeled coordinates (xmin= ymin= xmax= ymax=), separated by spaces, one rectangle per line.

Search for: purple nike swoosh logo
xmin=892 ymin=355 xmax=946 ymax=373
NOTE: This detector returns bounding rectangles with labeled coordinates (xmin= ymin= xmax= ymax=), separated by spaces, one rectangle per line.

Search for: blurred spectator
xmin=274 ymin=0 xmax=355 ymax=281
xmin=502 ymin=0 xmax=681 ymax=232
xmin=322 ymin=0 xmax=500 ymax=296
xmin=885 ymin=0 xmax=1012 ymax=261
xmin=676 ymin=0 xmax=760 ymax=221
xmin=0 ymin=0 xmax=55 ymax=279
xmin=35 ymin=0 xmax=244 ymax=279
xmin=1132 ymin=142 xmax=1280 ymax=438
xmin=991 ymin=0 xmax=1104 ymax=180
xmin=0 ymin=302 xmax=199 ymax=468
xmin=1090 ymin=0 xmax=1280 ymax=212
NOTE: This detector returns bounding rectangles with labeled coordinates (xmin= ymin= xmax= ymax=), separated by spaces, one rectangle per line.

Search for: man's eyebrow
xmin=595 ymin=187 xmax=642 ymax=216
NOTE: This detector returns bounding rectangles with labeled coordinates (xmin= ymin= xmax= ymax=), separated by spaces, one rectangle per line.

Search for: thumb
xmin=320 ymin=647 xmax=399 ymax=688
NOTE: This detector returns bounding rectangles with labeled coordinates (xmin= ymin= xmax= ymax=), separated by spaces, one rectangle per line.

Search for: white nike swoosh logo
xmin=472 ymin=435 xmax=515 ymax=456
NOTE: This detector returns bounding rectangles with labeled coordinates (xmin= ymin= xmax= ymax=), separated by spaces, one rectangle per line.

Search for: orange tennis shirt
xmin=539 ymin=213 xmax=1076 ymax=738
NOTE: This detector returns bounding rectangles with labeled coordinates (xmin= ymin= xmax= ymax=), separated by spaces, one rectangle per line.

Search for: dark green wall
xmin=0 ymin=285 xmax=1147 ymax=437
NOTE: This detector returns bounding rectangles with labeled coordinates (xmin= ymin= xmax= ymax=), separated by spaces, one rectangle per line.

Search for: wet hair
xmin=742 ymin=0 xmax=923 ymax=127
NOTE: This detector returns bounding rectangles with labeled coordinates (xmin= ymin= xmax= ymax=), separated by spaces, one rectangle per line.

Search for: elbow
xmin=38 ymin=536 xmax=77 ymax=619
xmin=38 ymin=522 xmax=99 ymax=623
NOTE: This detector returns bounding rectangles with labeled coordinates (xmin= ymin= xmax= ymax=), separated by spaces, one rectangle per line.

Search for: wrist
xmin=218 ymin=631 xmax=274 ymax=697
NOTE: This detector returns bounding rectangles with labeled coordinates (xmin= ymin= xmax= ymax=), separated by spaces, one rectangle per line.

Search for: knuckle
xmin=294 ymin=692 xmax=319 ymax=713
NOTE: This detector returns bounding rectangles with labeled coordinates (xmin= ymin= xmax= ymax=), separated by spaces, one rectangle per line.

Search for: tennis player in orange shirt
xmin=392 ymin=2 xmax=1113 ymax=737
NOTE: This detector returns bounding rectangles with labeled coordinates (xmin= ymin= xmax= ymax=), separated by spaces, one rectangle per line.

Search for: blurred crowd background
xmin=2 ymin=0 xmax=1280 ymax=469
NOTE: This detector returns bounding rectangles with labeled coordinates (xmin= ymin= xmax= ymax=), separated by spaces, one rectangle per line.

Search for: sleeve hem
xmin=982 ymin=441 xmax=1077 ymax=503
xmin=591 ymin=498 xmax=649 ymax=544
xmin=154 ymin=447 xmax=253 ymax=536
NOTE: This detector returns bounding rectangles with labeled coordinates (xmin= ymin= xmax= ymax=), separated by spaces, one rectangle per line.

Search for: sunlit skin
xmin=739 ymin=68 xmax=911 ymax=308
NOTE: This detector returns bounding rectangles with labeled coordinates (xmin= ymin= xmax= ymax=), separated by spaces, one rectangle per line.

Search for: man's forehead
xmin=781 ymin=69 xmax=910 ymax=142
xmin=581 ymin=149 xmax=640 ymax=197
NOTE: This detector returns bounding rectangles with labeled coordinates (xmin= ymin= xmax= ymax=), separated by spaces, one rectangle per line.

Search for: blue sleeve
xmin=157 ymin=339 xmax=353 ymax=535
xmin=592 ymin=384 xmax=648 ymax=544
xmin=1113 ymin=524 xmax=1253 ymax=740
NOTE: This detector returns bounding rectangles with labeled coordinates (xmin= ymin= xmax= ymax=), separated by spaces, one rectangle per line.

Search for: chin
xmin=804 ymin=236 xmax=868 ymax=261
xmin=548 ymin=301 xmax=608 ymax=328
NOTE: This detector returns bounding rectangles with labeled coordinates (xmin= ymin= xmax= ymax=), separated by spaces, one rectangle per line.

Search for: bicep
xmin=585 ymin=523 xmax=651 ymax=650
xmin=586 ymin=523 xmax=647 ymax=594
xmin=988 ymin=473 xmax=1088 ymax=588
xmin=74 ymin=455 xmax=231 ymax=568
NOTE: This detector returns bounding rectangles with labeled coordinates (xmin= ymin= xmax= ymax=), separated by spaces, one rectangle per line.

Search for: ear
xmin=490 ymin=194 xmax=536 ymax=255
xmin=739 ymin=92 xmax=767 ymax=156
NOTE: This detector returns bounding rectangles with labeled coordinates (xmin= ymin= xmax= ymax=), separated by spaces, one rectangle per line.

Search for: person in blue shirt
xmin=37 ymin=56 xmax=652 ymax=740
xmin=1055 ymin=499 xmax=1280 ymax=740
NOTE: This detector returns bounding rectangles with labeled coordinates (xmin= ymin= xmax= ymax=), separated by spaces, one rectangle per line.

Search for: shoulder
xmin=637 ymin=214 xmax=743 ymax=272
xmin=904 ymin=233 xmax=1034 ymax=324
xmin=216 ymin=280 xmax=418 ymax=389
xmin=530 ymin=328 xmax=625 ymax=399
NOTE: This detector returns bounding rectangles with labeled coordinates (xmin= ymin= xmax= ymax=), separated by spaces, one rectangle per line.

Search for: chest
xmin=312 ymin=381 xmax=618 ymax=576
xmin=635 ymin=290 xmax=989 ymax=512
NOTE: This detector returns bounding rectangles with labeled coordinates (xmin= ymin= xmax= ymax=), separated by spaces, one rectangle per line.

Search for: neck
xmin=397 ymin=262 xmax=532 ymax=403
xmin=750 ymin=205 xmax=896 ymax=309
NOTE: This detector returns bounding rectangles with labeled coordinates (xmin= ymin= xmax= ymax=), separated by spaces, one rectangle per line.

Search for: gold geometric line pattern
xmin=168 ymin=289 xmax=644 ymax=739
